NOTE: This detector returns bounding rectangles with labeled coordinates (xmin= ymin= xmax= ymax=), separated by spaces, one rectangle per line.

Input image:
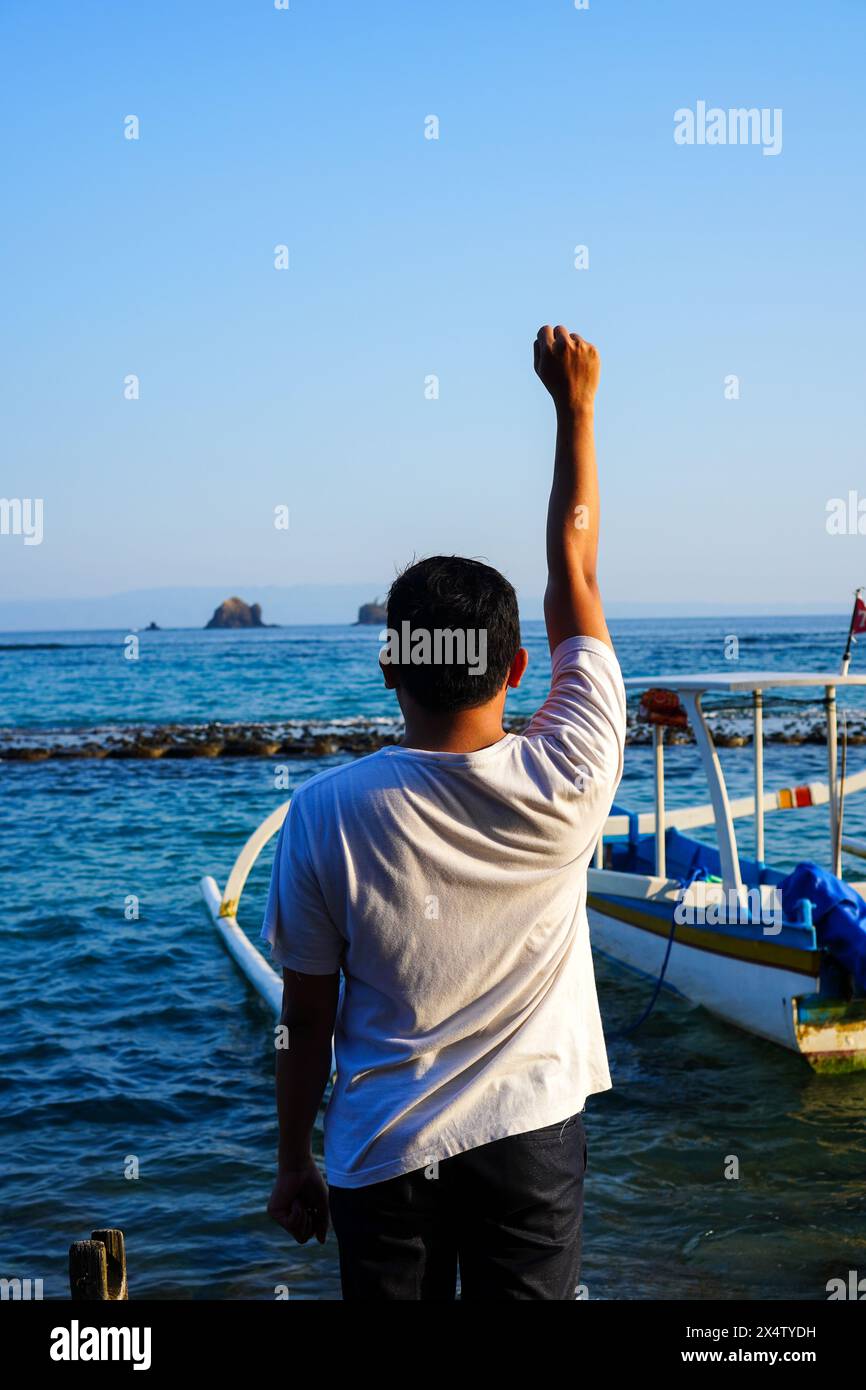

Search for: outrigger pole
xmin=200 ymin=875 xmax=282 ymax=1017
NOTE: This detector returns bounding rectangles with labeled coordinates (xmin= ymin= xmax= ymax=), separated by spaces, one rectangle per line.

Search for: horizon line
xmin=0 ymin=610 xmax=855 ymax=637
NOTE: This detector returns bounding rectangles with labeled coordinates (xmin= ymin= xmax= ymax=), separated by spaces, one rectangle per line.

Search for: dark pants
xmin=328 ymin=1112 xmax=586 ymax=1301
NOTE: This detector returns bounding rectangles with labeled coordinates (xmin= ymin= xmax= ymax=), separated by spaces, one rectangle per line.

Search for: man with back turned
xmin=263 ymin=325 xmax=625 ymax=1300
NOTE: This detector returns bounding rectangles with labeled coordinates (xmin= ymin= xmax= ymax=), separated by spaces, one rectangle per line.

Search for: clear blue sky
xmin=2 ymin=0 xmax=864 ymax=613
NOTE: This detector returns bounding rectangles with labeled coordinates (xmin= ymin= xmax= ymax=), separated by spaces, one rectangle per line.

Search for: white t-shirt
xmin=261 ymin=635 xmax=626 ymax=1188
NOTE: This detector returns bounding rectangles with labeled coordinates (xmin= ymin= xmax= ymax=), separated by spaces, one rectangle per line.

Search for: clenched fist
xmin=268 ymin=1160 xmax=329 ymax=1244
xmin=534 ymin=325 xmax=600 ymax=413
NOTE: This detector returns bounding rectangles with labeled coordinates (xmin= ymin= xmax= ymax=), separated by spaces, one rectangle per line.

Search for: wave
xmin=0 ymin=641 xmax=96 ymax=652
xmin=0 ymin=640 xmax=142 ymax=652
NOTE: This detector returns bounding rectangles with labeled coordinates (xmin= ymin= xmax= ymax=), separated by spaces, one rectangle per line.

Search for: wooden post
xmin=69 ymin=1229 xmax=127 ymax=1300
xmin=91 ymin=1228 xmax=128 ymax=1300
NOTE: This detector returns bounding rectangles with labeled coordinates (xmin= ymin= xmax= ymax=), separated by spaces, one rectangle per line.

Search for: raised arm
xmin=534 ymin=324 xmax=610 ymax=653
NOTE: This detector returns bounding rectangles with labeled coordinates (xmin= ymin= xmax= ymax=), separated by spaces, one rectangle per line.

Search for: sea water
xmin=1 ymin=615 xmax=865 ymax=1299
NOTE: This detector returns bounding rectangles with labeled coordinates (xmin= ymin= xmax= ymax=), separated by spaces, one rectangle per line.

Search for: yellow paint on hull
xmin=587 ymin=894 xmax=819 ymax=977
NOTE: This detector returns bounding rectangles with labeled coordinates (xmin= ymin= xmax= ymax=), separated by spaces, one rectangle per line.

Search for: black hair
xmin=385 ymin=555 xmax=521 ymax=713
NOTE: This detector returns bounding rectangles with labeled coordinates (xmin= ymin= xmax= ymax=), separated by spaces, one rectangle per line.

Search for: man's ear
xmin=507 ymin=647 xmax=529 ymax=689
xmin=380 ymin=656 xmax=399 ymax=690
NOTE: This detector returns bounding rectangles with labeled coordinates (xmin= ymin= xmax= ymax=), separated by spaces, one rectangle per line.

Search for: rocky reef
xmin=3 ymin=704 xmax=864 ymax=763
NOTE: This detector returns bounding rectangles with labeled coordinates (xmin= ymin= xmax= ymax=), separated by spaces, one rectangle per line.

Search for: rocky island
xmin=356 ymin=599 xmax=387 ymax=626
xmin=205 ymin=597 xmax=274 ymax=630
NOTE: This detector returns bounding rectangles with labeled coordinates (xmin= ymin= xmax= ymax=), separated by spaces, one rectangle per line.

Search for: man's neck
xmin=400 ymin=705 xmax=508 ymax=754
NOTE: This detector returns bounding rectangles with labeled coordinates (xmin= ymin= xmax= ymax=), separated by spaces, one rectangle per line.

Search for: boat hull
xmin=792 ymin=996 xmax=866 ymax=1073
xmin=588 ymin=894 xmax=866 ymax=1070
xmin=588 ymin=899 xmax=814 ymax=1050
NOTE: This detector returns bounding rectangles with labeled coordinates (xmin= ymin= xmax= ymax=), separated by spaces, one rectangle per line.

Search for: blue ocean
xmin=2 ymin=614 xmax=865 ymax=1300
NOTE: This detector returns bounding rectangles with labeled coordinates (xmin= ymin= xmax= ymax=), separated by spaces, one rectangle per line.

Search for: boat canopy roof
xmin=623 ymin=671 xmax=866 ymax=693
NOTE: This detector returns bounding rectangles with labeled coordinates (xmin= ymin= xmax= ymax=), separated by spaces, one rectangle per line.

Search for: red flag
xmin=853 ymin=594 xmax=866 ymax=636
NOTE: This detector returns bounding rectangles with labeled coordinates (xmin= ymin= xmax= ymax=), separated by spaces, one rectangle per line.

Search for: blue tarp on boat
xmin=780 ymin=862 xmax=866 ymax=994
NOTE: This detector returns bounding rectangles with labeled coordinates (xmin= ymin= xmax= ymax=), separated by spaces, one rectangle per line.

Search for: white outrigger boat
xmin=589 ymin=671 xmax=866 ymax=1073
xmin=201 ymin=668 xmax=866 ymax=1075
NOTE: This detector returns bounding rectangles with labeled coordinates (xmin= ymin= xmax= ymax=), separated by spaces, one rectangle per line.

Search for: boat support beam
xmin=680 ymin=692 xmax=743 ymax=895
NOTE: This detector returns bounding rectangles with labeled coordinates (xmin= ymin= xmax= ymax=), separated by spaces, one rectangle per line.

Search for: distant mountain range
xmin=0 ymin=584 xmax=852 ymax=632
